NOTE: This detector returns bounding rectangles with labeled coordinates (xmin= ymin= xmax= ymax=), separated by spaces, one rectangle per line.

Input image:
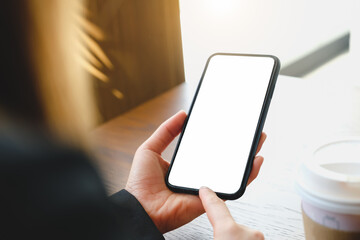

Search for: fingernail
xmin=200 ymin=186 xmax=213 ymax=192
xmin=178 ymin=110 xmax=186 ymax=115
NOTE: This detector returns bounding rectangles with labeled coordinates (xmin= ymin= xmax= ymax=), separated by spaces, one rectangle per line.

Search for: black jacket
xmin=0 ymin=125 xmax=164 ymax=240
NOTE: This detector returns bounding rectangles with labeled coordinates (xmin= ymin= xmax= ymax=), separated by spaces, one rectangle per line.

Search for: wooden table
xmin=93 ymin=75 xmax=348 ymax=239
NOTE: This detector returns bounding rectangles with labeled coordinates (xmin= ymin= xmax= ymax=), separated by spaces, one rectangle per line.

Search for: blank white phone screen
xmin=168 ymin=55 xmax=275 ymax=194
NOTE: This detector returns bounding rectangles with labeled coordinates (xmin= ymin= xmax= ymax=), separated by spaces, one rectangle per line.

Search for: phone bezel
xmin=165 ymin=53 xmax=280 ymax=200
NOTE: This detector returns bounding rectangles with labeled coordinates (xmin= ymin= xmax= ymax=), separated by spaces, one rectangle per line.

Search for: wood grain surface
xmin=87 ymin=0 xmax=185 ymax=122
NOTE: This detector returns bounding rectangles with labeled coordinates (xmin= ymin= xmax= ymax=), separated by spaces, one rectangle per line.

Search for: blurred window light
xmin=179 ymin=0 xmax=352 ymax=83
xmin=207 ymin=0 xmax=237 ymax=16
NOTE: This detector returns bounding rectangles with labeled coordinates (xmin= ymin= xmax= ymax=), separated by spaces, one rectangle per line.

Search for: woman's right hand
xmin=199 ymin=187 xmax=264 ymax=240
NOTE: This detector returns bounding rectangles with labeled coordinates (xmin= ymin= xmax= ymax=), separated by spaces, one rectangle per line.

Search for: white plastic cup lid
xmin=295 ymin=137 xmax=360 ymax=215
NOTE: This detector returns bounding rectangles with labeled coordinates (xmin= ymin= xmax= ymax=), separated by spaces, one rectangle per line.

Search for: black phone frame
xmin=165 ymin=53 xmax=280 ymax=200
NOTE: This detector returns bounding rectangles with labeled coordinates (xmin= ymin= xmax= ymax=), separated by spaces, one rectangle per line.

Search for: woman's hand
xmin=125 ymin=111 xmax=266 ymax=233
xmin=199 ymin=187 xmax=264 ymax=240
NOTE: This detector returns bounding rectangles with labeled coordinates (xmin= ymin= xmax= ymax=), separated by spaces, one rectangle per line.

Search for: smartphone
xmin=165 ymin=53 xmax=280 ymax=200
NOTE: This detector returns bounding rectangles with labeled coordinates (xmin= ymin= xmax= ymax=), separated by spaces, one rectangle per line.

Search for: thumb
xmin=141 ymin=110 xmax=187 ymax=154
xmin=199 ymin=187 xmax=235 ymax=231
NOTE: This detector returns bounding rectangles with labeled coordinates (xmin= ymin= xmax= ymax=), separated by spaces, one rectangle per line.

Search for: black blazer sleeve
xmin=0 ymin=126 xmax=164 ymax=240
xmin=110 ymin=190 xmax=164 ymax=239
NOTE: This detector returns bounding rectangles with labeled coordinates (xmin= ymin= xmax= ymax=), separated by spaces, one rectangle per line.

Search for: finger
xmin=199 ymin=187 xmax=234 ymax=231
xmin=247 ymin=156 xmax=264 ymax=186
xmin=141 ymin=110 xmax=187 ymax=154
xmin=256 ymin=132 xmax=267 ymax=155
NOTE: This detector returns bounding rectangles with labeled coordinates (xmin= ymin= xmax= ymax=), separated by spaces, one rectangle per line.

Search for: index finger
xmin=256 ymin=132 xmax=267 ymax=155
xmin=199 ymin=187 xmax=235 ymax=231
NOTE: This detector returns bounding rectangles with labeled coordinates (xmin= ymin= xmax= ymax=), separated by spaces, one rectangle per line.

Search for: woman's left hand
xmin=125 ymin=110 xmax=266 ymax=233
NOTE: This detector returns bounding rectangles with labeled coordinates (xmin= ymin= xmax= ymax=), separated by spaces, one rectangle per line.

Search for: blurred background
xmin=86 ymin=0 xmax=360 ymax=122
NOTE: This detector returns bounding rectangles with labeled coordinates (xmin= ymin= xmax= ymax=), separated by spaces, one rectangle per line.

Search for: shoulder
xmin=0 ymin=124 xmax=119 ymax=239
xmin=0 ymin=122 xmax=107 ymax=198
xmin=0 ymin=123 xmax=105 ymax=195
xmin=0 ymin=124 xmax=165 ymax=239
xmin=0 ymin=123 xmax=81 ymax=164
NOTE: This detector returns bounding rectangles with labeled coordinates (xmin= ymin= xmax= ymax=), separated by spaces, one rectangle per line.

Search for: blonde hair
xmin=27 ymin=0 xmax=96 ymax=147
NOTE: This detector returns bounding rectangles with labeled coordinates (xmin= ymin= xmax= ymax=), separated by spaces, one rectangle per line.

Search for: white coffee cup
xmin=295 ymin=138 xmax=360 ymax=239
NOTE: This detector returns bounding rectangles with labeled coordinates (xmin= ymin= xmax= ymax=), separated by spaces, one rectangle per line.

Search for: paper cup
xmin=295 ymin=138 xmax=360 ymax=239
